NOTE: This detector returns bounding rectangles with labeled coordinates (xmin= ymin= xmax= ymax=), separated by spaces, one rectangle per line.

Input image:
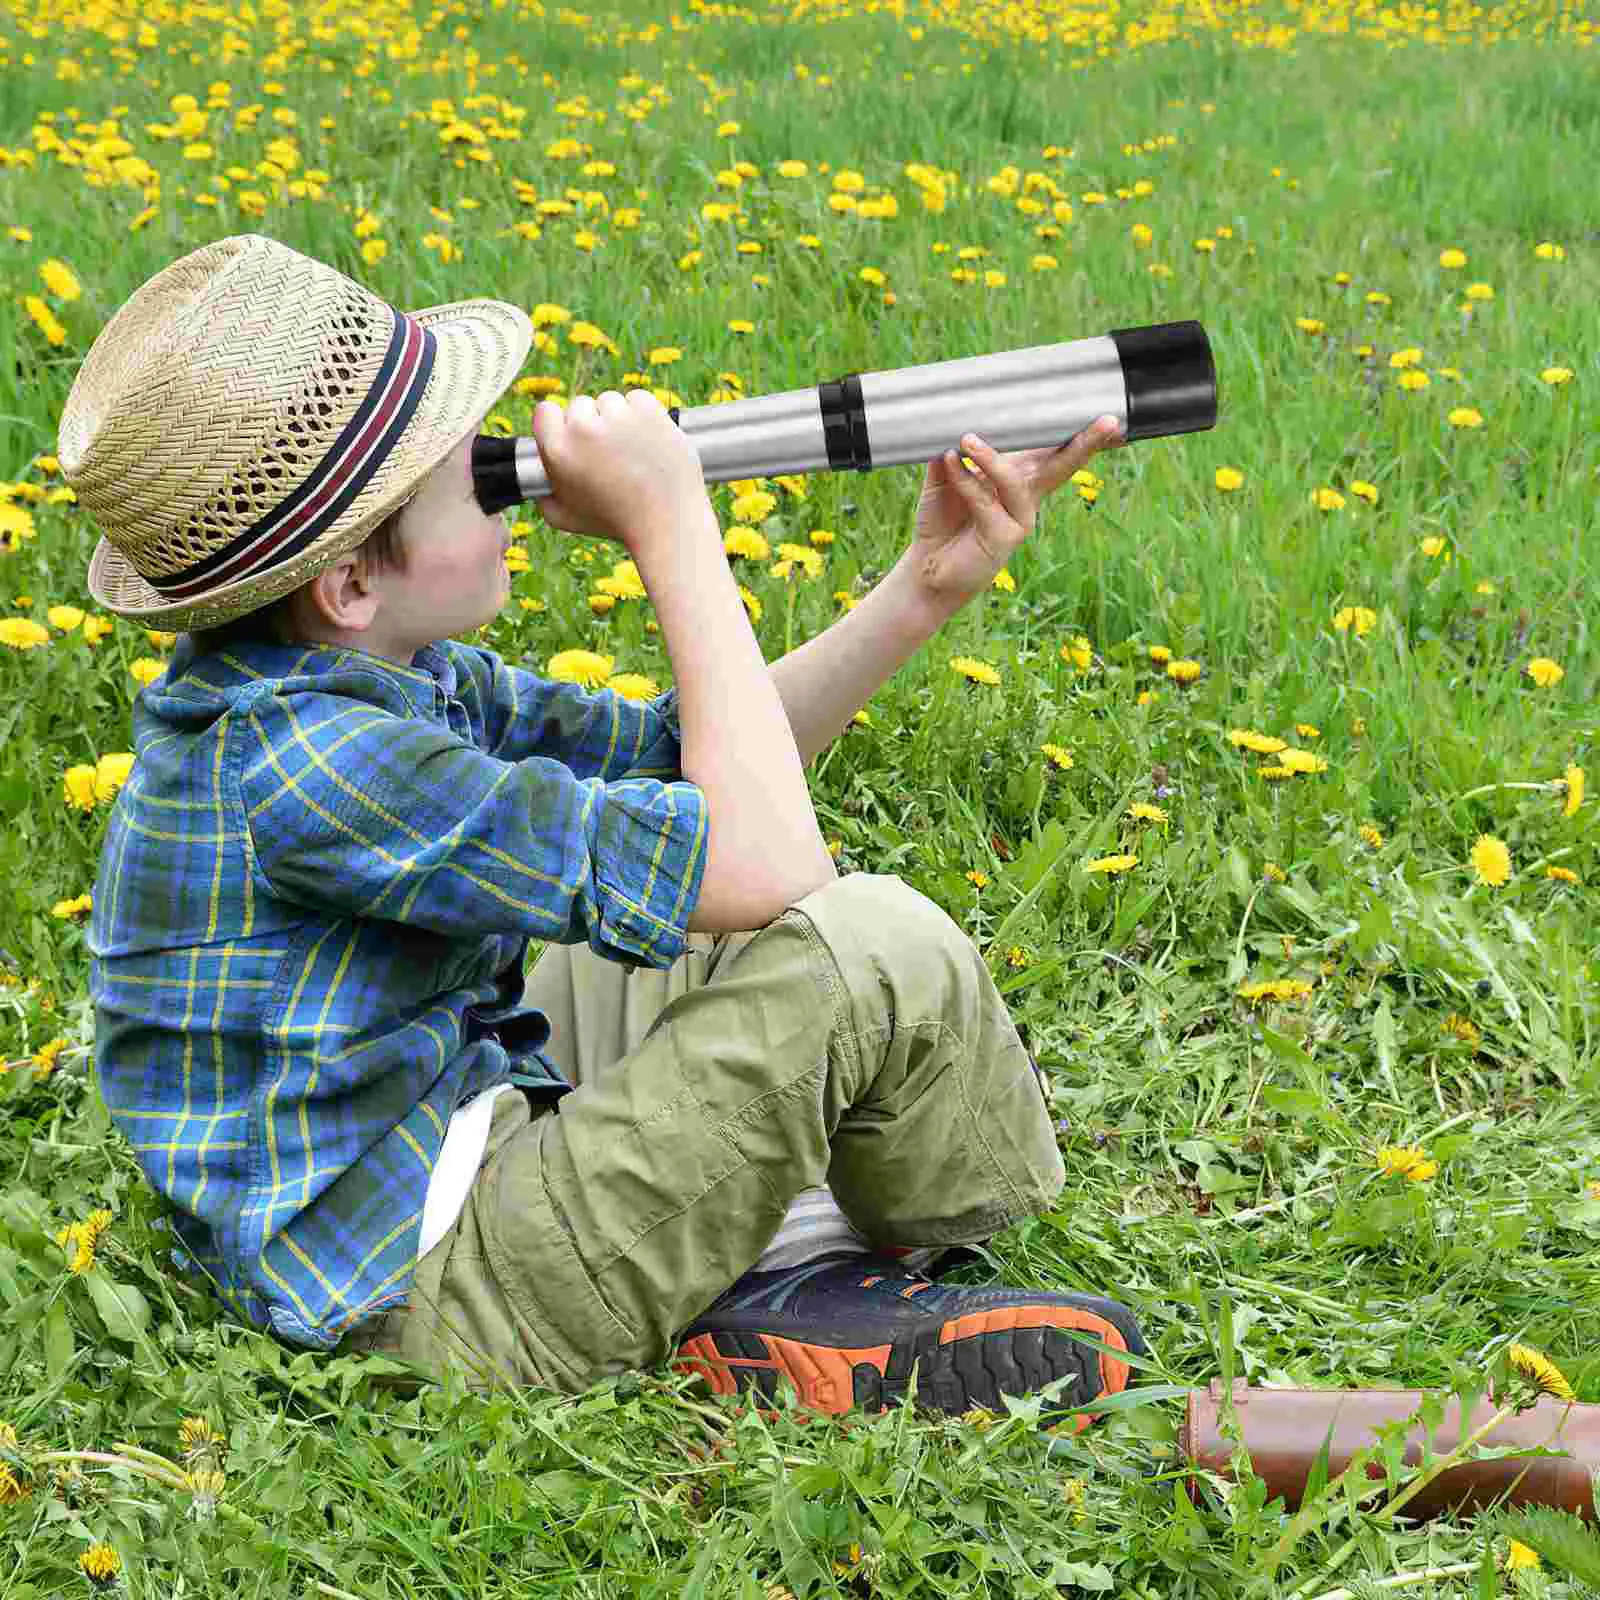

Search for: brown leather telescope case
xmin=1184 ymin=1379 xmax=1599 ymax=1521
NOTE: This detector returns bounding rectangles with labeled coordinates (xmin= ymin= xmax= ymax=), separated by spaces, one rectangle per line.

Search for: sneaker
xmin=673 ymin=1253 xmax=1147 ymax=1422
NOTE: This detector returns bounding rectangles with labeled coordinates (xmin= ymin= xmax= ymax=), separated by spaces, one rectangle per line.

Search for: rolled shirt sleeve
xmin=240 ymin=691 xmax=706 ymax=967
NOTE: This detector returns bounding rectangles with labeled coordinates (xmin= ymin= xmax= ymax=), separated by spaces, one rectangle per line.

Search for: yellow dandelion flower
xmin=1562 ymin=765 xmax=1583 ymax=817
xmin=1214 ymin=467 xmax=1244 ymax=492
xmin=1061 ymin=636 xmax=1093 ymax=672
xmin=604 ymin=673 xmax=660 ymax=702
xmin=586 ymin=593 xmax=616 ymax=615
xmin=0 ymin=617 xmax=51 ymax=649
xmin=1507 ymin=1343 xmax=1575 ymax=1402
xmin=95 ymin=753 xmax=135 ymax=802
xmin=1525 ymin=657 xmax=1564 ymax=688
xmin=730 ymin=489 xmax=777 ymax=524
xmin=1464 ymin=282 xmax=1495 ymax=301
xmin=546 ymin=649 xmax=614 ymax=688
xmin=1359 ymin=824 xmax=1384 ymax=849
xmin=991 ymin=567 xmax=1015 ymax=592
xmin=1540 ymin=366 xmax=1574 ymax=386
xmin=1349 ymin=480 xmax=1379 ymax=505
xmin=1469 ymin=834 xmax=1512 ymax=887
xmin=1257 ymin=765 xmax=1295 ymax=781
xmin=1040 ymin=743 xmax=1074 ymax=770
xmin=950 ymin=656 xmax=1001 ymax=686
xmin=79 ymin=1542 xmax=122 ymax=1584
xmin=1295 ymin=723 xmax=1320 ymax=739
xmin=1332 ymin=606 xmax=1377 ymax=636
xmin=966 ymin=869 xmax=989 ymax=888
xmin=1547 ymin=865 xmax=1579 ymax=885
xmin=1397 ymin=369 xmax=1432 ymax=391
xmin=1228 ymin=730 xmax=1286 ymax=755
xmin=47 ymin=605 xmax=85 ymax=631
xmin=1279 ymin=748 xmax=1327 ymax=775
xmin=1087 ymin=854 xmax=1138 ymax=875
xmin=1238 ymin=978 xmax=1313 ymax=1002
xmin=1442 ymin=1013 xmax=1481 ymax=1045
xmin=1129 ymin=803 xmax=1169 ymax=824
xmin=128 ymin=656 xmax=168 ymax=687
xmin=1419 ymin=536 xmax=1448 ymax=557
xmin=0 ymin=1420 xmax=29 ymax=1505
xmin=1505 ymin=1540 xmax=1540 ymax=1572
xmin=1447 ymin=407 xmax=1484 ymax=428
xmin=1006 ymin=946 xmax=1030 ymax=969
xmin=739 ymin=586 xmax=762 ymax=625
xmin=1262 ymin=862 xmax=1286 ymax=883
xmin=1375 ymin=1145 xmax=1438 ymax=1182
xmin=64 ymin=764 xmax=98 ymax=811
xmin=1165 ymin=658 xmax=1202 ymax=684
xmin=1148 ymin=645 xmax=1172 ymax=664
xmin=1312 ymin=487 xmax=1347 ymax=512
xmin=1438 ymin=248 xmax=1467 ymax=269
xmin=50 ymin=893 xmax=92 ymax=919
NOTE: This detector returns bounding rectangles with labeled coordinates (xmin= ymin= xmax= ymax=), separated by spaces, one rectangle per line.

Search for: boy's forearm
xmin=627 ymin=501 xmax=836 ymax=919
xmin=769 ymin=553 xmax=961 ymax=766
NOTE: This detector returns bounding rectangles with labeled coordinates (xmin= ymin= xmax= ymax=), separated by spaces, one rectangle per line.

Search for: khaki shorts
xmin=338 ymin=873 xmax=1064 ymax=1394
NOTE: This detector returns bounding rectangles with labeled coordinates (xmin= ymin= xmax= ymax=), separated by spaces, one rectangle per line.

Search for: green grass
xmin=1 ymin=0 xmax=1597 ymax=1594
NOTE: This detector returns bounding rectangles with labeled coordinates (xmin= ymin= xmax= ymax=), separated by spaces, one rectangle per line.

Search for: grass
xmin=0 ymin=0 xmax=1597 ymax=1594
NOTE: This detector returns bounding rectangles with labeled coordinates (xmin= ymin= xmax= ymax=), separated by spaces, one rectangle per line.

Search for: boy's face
xmin=298 ymin=422 xmax=511 ymax=664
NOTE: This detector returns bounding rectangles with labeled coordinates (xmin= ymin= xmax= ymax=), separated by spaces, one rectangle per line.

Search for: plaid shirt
xmin=88 ymin=634 xmax=706 ymax=1349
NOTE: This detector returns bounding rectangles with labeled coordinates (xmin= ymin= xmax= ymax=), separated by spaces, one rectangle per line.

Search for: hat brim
xmin=86 ymin=297 xmax=533 ymax=631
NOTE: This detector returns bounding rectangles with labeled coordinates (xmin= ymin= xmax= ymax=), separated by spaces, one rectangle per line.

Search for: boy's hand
xmin=906 ymin=415 xmax=1126 ymax=612
xmin=530 ymin=391 xmax=708 ymax=550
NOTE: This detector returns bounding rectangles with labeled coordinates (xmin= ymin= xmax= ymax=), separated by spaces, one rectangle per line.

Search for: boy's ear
xmin=306 ymin=554 xmax=382 ymax=632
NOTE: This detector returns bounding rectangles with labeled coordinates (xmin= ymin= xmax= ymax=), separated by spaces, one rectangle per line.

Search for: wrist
xmin=883 ymin=549 xmax=967 ymax=635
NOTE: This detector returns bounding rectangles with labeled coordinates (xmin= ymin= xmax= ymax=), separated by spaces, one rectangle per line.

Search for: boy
xmin=65 ymin=233 xmax=1145 ymax=1418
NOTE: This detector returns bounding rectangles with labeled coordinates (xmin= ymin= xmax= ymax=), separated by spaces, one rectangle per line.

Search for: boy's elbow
xmin=686 ymin=851 xmax=837 ymax=933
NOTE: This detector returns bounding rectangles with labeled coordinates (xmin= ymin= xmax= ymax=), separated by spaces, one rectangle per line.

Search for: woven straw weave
xmin=59 ymin=233 xmax=532 ymax=631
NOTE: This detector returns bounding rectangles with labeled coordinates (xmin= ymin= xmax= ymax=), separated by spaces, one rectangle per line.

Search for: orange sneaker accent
xmin=673 ymin=1334 xmax=893 ymax=1414
xmin=937 ymin=1306 xmax=1132 ymax=1397
xmin=901 ymin=1281 xmax=935 ymax=1298
xmin=861 ymin=1276 xmax=883 ymax=1287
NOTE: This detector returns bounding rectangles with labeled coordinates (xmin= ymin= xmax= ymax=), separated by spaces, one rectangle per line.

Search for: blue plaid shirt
xmin=88 ymin=633 xmax=706 ymax=1349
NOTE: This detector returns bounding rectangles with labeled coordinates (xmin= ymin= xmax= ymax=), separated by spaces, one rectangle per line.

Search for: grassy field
xmin=1 ymin=0 xmax=1597 ymax=1593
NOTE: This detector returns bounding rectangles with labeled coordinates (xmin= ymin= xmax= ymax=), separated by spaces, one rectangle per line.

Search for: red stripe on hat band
xmin=157 ymin=314 xmax=428 ymax=600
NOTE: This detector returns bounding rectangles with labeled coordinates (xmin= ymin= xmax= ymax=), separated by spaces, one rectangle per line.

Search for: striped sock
xmin=752 ymin=1186 xmax=938 ymax=1274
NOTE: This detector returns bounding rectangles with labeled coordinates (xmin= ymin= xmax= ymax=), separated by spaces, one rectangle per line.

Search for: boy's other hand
xmin=530 ymin=391 xmax=708 ymax=549
xmin=905 ymin=414 xmax=1126 ymax=615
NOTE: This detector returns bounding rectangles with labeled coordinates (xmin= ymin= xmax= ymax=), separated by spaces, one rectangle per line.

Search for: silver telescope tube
xmin=472 ymin=320 xmax=1215 ymax=512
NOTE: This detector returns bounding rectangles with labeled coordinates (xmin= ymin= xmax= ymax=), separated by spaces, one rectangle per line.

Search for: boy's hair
xmin=188 ymin=504 xmax=408 ymax=654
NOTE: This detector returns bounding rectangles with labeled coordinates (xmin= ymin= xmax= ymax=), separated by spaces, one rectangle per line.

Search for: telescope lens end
xmin=1108 ymin=321 xmax=1218 ymax=442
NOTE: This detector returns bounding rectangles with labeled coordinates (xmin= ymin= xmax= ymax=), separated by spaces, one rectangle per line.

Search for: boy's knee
xmin=788 ymin=872 xmax=977 ymax=983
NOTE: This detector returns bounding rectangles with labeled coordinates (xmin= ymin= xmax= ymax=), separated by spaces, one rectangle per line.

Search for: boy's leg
xmin=523 ymin=928 xmax=877 ymax=1272
xmin=468 ymin=872 xmax=1092 ymax=1393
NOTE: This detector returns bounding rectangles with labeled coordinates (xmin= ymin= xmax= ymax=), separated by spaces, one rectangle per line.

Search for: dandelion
xmin=1312 ymin=488 xmax=1346 ymax=511
xmin=1397 ymin=370 xmax=1431 ymax=391
xmin=1562 ymin=764 xmax=1583 ymax=817
xmin=1505 ymin=1541 xmax=1540 ymax=1573
xmin=1375 ymin=1145 xmax=1439 ymax=1182
xmin=1148 ymin=645 xmax=1172 ymax=664
xmin=605 ymin=673 xmax=660 ymax=702
xmin=723 ymin=526 xmax=770 ymax=561
xmin=128 ymin=657 xmax=167 ymax=687
xmin=1279 ymin=749 xmax=1327 ymax=775
xmin=738 ymin=586 xmax=762 ymax=626
xmin=1507 ymin=1343 xmax=1575 ymax=1403
xmin=1525 ymin=657 xmax=1563 ymax=688
xmin=1040 ymin=743 xmax=1074 ymax=770
xmin=24 ymin=295 xmax=67 ymax=345
xmin=1534 ymin=241 xmax=1566 ymax=260
xmin=1442 ymin=1014 xmax=1481 ymax=1045
xmin=1349 ymin=480 xmax=1379 ymax=505
xmin=0 ymin=1420 xmax=28 ymax=1504
xmin=1229 ymin=730 xmax=1287 ymax=755
xmin=82 ymin=616 xmax=114 ymax=644
xmin=79 ymin=1543 xmax=122 ymax=1586
xmin=950 ymin=656 xmax=1000 ymax=686
xmin=1005 ymin=946 xmax=1030 ymax=969
xmin=0 ymin=501 xmax=38 ymax=547
xmin=730 ymin=488 xmax=777 ymax=524
xmin=1086 ymin=854 xmax=1138 ymax=875
xmin=1258 ymin=765 xmax=1295 ymax=781
xmin=185 ymin=1466 xmax=226 ymax=1520
xmin=1419 ymin=536 xmax=1448 ymax=558
xmin=1547 ymin=865 xmax=1579 ymax=884
xmin=587 ymin=593 xmax=616 ymax=615
xmin=1056 ymin=630 xmax=1094 ymax=668
xmin=1540 ymin=366 xmax=1574 ymax=386
xmin=95 ymin=753 xmax=134 ymax=803
xmin=1129 ymin=803 xmax=1169 ymax=824
xmin=991 ymin=567 xmax=1015 ymax=592
xmin=1214 ymin=467 xmax=1244 ymax=491
xmin=1464 ymin=282 xmax=1494 ymax=301
xmin=1438 ymin=248 xmax=1467 ymax=268
xmin=1469 ymin=834 xmax=1512 ymax=887
xmin=546 ymin=649 xmax=614 ymax=688
xmin=0 ymin=617 xmax=50 ymax=649
xmin=1332 ymin=606 xmax=1377 ymax=636
xmin=63 ymin=764 xmax=98 ymax=811
xmin=1447 ymin=407 xmax=1484 ymax=428
xmin=1295 ymin=316 xmax=1324 ymax=334
xmin=1165 ymin=658 xmax=1202 ymax=684
xmin=47 ymin=605 xmax=85 ymax=631
xmin=1262 ymin=862 xmax=1286 ymax=883
xmin=1238 ymin=978 xmax=1313 ymax=1003
xmin=1295 ymin=723 xmax=1320 ymax=739
xmin=1359 ymin=824 xmax=1384 ymax=848
xmin=1389 ymin=347 xmax=1424 ymax=368
xmin=966 ymin=869 xmax=989 ymax=888
xmin=51 ymin=893 xmax=92 ymax=919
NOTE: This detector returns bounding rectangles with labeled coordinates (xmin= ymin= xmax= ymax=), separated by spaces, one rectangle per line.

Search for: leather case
xmin=1183 ymin=1379 xmax=1598 ymax=1521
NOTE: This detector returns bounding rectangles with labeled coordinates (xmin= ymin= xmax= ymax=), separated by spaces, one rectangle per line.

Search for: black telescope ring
xmin=818 ymin=374 xmax=872 ymax=472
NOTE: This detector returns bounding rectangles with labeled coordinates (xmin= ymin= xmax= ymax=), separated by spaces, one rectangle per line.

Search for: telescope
xmin=471 ymin=319 xmax=1217 ymax=512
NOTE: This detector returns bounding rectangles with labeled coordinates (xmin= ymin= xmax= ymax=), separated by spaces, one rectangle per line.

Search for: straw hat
xmin=59 ymin=233 xmax=533 ymax=631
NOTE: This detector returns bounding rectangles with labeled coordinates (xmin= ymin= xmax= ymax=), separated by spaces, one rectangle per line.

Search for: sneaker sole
xmin=675 ymin=1304 xmax=1133 ymax=1422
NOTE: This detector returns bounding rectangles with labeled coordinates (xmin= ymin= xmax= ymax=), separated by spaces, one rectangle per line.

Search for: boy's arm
xmin=240 ymin=693 xmax=706 ymax=966
xmin=766 ymin=554 xmax=957 ymax=767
